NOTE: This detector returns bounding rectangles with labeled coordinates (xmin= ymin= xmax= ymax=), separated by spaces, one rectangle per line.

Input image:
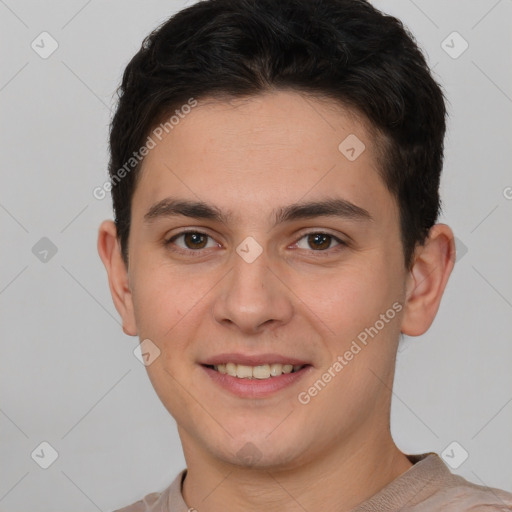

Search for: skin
xmin=98 ymin=91 xmax=455 ymax=512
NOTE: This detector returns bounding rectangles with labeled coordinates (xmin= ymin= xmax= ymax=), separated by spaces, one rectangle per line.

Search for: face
xmin=118 ymin=91 xmax=411 ymax=469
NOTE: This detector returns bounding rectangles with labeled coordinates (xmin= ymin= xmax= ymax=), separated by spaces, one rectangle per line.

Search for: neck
xmin=180 ymin=426 xmax=412 ymax=512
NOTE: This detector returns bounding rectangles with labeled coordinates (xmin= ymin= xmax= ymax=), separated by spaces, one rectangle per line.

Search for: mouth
xmin=199 ymin=354 xmax=312 ymax=398
xmin=203 ymin=362 xmax=307 ymax=380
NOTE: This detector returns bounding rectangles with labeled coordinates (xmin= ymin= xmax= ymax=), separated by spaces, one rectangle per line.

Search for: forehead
xmin=133 ymin=90 xmax=395 ymax=221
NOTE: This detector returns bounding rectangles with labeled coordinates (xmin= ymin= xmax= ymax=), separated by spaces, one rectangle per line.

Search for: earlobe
xmin=97 ymin=220 xmax=138 ymax=336
xmin=401 ymin=224 xmax=455 ymax=337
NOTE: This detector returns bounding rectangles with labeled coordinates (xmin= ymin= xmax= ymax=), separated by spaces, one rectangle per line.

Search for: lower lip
xmin=201 ymin=365 xmax=312 ymax=398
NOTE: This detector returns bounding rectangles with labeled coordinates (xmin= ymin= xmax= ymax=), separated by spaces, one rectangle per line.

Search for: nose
xmin=211 ymin=249 xmax=294 ymax=335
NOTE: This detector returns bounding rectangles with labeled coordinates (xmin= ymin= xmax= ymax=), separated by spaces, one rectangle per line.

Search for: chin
xmin=203 ymin=430 xmax=311 ymax=471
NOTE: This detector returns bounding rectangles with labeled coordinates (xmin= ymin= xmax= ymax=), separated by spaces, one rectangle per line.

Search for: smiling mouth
xmin=204 ymin=363 xmax=307 ymax=379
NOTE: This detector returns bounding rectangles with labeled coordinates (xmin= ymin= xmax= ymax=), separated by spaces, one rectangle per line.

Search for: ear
xmin=401 ymin=224 xmax=455 ymax=336
xmin=97 ymin=220 xmax=138 ymax=336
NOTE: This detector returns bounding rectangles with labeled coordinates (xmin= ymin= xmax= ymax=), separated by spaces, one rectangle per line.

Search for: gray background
xmin=1 ymin=1 xmax=511 ymax=510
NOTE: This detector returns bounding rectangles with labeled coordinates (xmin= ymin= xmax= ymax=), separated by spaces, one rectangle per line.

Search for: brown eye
xmin=307 ymin=233 xmax=331 ymax=250
xmin=295 ymin=232 xmax=342 ymax=251
xmin=183 ymin=232 xmax=208 ymax=249
xmin=167 ymin=231 xmax=218 ymax=251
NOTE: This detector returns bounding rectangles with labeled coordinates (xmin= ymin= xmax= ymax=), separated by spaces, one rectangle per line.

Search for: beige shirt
xmin=114 ymin=453 xmax=512 ymax=511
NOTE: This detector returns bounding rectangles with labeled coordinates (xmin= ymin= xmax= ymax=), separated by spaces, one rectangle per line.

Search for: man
xmin=98 ymin=0 xmax=512 ymax=510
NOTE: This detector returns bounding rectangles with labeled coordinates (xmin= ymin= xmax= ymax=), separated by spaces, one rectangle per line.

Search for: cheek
xmin=129 ymin=263 xmax=207 ymax=421
xmin=130 ymin=260 xmax=208 ymax=342
xmin=291 ymin=259 xmax=399 ymax=340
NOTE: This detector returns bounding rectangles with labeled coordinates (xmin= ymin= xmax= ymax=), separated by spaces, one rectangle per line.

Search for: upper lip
xmin=201 ymin=353 xmax=310 ymax=367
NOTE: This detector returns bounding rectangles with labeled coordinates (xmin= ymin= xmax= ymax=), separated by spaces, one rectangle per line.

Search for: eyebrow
xmin=143 ymin=197 xmax=372 ymax=225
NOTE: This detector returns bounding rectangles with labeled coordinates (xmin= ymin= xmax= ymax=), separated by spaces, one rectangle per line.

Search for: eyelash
xmin=164 ymin=229 xmax=347 ymax=256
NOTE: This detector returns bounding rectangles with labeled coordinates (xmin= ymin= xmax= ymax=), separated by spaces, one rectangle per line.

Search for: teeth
xmin=236 ymin=364 xmax=253 ymax=379
xmin=226 ymin=362 xmax=237 ymax=377
xmin=212 ymin=362 xmax=305 ymax=379
xmin=253 ymin=364 xmax=271 ymax=379
xmin=270 ymin=363 xmax=283 ymax=377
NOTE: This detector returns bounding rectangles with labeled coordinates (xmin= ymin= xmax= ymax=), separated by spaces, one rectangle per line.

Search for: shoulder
xmin=111 ymin=470 xmax=187 ymax=512
xmin=406 ymin=455 xmax=512 ymax=511
xmin=114 ymin=492 xmax=161 ymax=512
xmin=408 ymin=484 xmax=512 ymax=511
xmin=113 ymin=491 xmax=163 ymax=512
xmin=356 ymin=453 xmax=512 ymax=512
